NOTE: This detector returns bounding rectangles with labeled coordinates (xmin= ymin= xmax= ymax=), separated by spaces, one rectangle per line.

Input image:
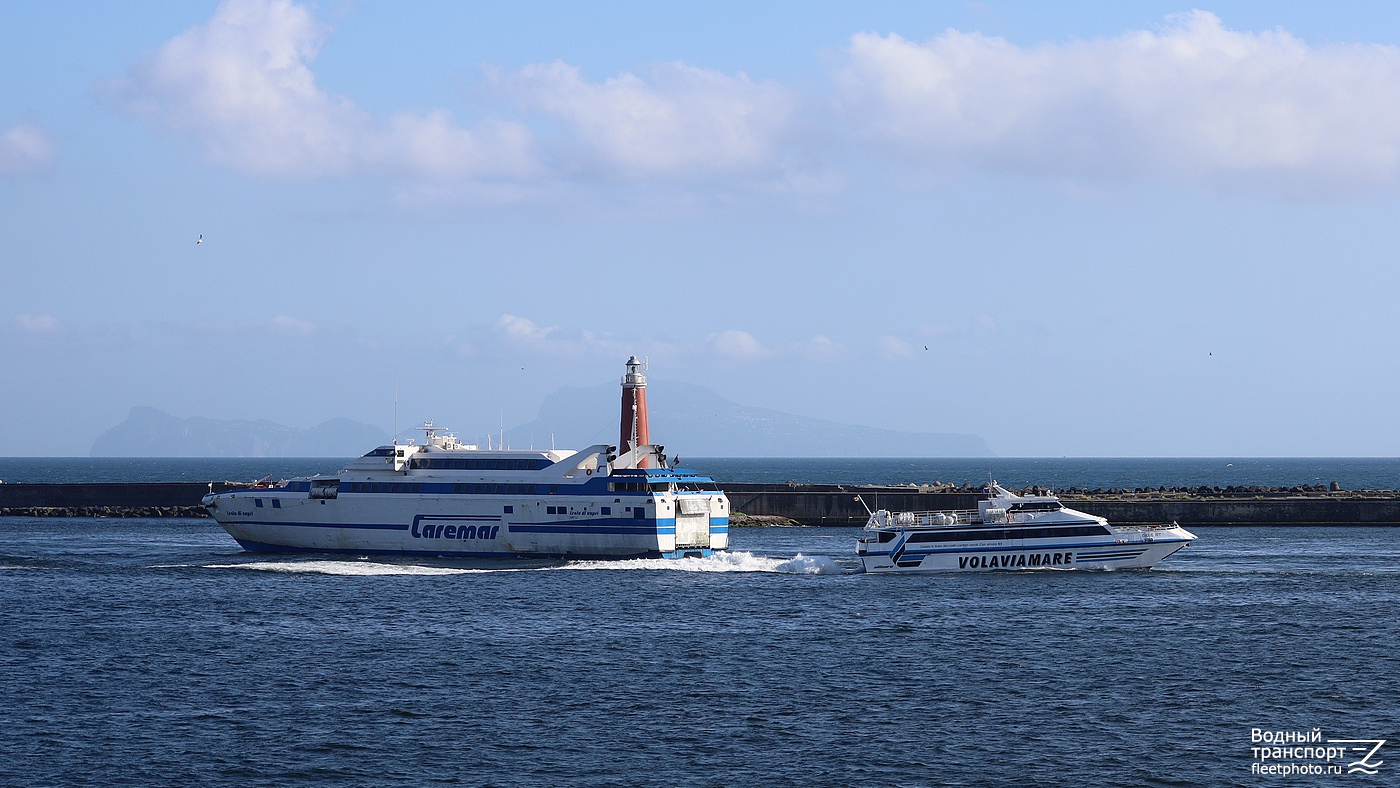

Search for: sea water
xmin=2 ymin=516 xmax=1398 ymax=785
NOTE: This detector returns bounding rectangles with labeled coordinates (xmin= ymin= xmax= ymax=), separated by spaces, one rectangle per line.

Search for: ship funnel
xmin=619 ymin=355 xmax=651 ymax=468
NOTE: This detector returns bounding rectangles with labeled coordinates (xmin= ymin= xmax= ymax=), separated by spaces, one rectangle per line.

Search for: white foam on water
xmin=186 ymin=552 xmax=850 ymax=577
xmin=771 ymin=554 xmax=846 ymax=575
xmin=557 ymin=551 xmax=846 ymax=575
xmin=199 ymin=560 xmax=491 ymax=576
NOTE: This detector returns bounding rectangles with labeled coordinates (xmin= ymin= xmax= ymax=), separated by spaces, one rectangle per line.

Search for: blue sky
xmin=3 ymin=0 xmax=1400 ymax=457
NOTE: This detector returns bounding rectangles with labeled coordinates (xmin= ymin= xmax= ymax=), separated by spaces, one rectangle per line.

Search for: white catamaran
xmin=202 ymin=358 xmax=729 ymax=560
xmin=856 ymin=482 xmax=1196 ymax=572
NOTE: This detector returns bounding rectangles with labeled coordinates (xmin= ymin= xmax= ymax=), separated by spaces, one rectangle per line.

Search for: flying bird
xmin=196 ymin=234 xmax=203 ymax=245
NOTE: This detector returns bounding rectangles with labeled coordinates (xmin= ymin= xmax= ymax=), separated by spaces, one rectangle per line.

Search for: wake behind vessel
xmin=202 ymin=358 xmax=729 ymax=559
xmin=856 ymin=482 xmax=1195 ymax=572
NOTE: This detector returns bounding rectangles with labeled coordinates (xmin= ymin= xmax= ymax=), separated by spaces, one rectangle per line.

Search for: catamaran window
xmin=1009 ymin=501 xmax=1063 ymax=513
xmin=601 ymin=507 xmax=611 ymax=515
xmin=254 ymin=499 xmax=263 ymax=508
xmin=1014 ymin=524 xmax=1113 ymax=539
xmin=504 ymin=506 xmax=513 ymax=513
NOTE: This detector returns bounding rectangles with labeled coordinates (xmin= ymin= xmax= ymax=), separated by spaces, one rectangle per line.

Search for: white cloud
xmin=115 ymin=0 xmax=537 ymax=179
xmin=178 ymin=315 xmax=320 ymax=338
xmin=496 ymin=60 xmax=801 ymax=180
xmin=113 ymin=0 xmax=800 ymax=188
xmin=497 ymin=314 xmax=553 ymax=344
xmin=494 ymin=313 xmax=638 ymax=358
xmin=709 ymin=329 xmax=767 ymax=360
xmin=0 ymin=123 xmax=55 ymax=175
xmin=266 ymin=314 xmax=317 ymax=336
xmin=799 ymin=335 xmax=849 ymax=362
xmin=15 ymin=314 xmax=61 ymax=333
xmin=835 ymin=11 xmax=1400 ymax=191
xmin=113 ymin=3 xmax=1400 ymax=197
xmin=878 ymin=336 xmax=917 ymax=360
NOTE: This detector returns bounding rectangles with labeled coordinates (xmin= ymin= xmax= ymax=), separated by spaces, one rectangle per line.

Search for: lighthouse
xmin=619 ymin=355 xmax=651 ymax=467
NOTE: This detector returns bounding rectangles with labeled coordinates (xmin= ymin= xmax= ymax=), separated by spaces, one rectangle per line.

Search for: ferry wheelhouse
xmin=201 ymin=358 xmax=729 ymax=559
xmin=856 ymin=482 xmax=1195 ymax=573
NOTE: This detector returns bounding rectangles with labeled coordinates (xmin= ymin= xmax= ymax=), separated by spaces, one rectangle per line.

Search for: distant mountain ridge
xmin=90 ymin=407 xmax=390 ymax=457
xmin=507 ymin=380 xmax=994 ymax=458
xmin=92 ymin=384 xmax=992 ymax=458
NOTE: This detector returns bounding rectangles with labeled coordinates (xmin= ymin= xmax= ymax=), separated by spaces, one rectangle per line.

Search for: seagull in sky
xmin=196 ymin=234 xmax=203 ymax=245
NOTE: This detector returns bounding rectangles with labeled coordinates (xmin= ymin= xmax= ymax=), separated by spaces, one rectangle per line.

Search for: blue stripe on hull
xmin=509 ymin=523 xmax=667 ymax=535
xmin=231 ymin=538 xmax=659 ymax=560
xmin=234 ymin=519 xmax=410 ymax=531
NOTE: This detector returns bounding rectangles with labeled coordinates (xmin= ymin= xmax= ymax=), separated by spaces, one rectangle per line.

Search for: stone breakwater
xmin=2 ymin=481 xmax=1399 ymax=525
xmin=2 ymin=506 xmax=208 ymax=518
xmin=0 ymin=482 xmax=248 ymax=517
xmin=722 ymin=483 xmax=1400 ymax=527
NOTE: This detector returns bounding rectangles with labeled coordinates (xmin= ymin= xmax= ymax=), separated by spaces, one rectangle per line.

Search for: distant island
xmin=91 ymin=383 xmax=993 ymax=458
xmin=91 ymin=407 xmax=390 ymax=458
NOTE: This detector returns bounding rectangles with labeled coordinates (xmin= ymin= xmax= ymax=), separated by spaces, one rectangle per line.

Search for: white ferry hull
xmin=210 ymin=489 xmax=728 ymax=560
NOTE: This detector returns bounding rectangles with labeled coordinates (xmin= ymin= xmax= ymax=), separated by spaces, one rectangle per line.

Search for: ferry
xmin=201 ymin=358 xmax=729 ymax=559
xmin=856 ymin=482 xmax=1195 ymax=572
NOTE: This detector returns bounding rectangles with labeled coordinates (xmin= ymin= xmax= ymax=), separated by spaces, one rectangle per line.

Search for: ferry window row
xmin=343 ymin=482 xmax=548 ymax=495
xmin=905 ymin=523 xmax=1111 ymax=542
xmin=410 ymin=457 xmax=552 ymax=471
xmin=608 ymin=480 xmax=720 ymax=492
xmin=610 ymin=481 xmax=672 ymax=492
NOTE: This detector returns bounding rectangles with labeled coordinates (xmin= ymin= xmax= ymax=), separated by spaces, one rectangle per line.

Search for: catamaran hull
xmin=859 ymin=535 xmax=1194 ymax=573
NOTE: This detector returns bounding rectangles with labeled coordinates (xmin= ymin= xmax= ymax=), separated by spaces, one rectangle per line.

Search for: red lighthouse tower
xmin=619 ymin=355 xmax=651 ymax=467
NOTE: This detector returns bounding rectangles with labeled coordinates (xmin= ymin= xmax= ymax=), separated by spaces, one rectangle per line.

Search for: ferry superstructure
xmin=856 ymin=483 xmax=1195 ymax=572
xmin=201 ymin=358 xmax=729 ymax=559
